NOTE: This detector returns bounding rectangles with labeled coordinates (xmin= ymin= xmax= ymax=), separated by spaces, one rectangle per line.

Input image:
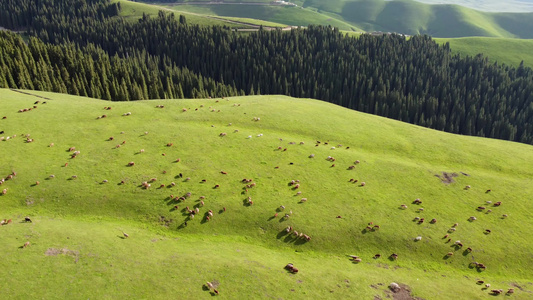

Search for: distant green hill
xmin=303 ymin=0 xmax=533 ymax=38
xmin=146 ymin=0 xmax=533 ymax=38
xmin=435 ymin=37 xmax=533 ymax=68
xmin=1 ymin=89 xmax=533 ymax=298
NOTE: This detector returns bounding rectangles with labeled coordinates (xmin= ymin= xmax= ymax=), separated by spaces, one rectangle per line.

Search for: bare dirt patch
xmin=386 ymin=283 xmax=424 ymax=300
xmin=45 ymin=248 xmax=80 ymax=262
xmin=435 ymin=172 xmax=458 ymax=184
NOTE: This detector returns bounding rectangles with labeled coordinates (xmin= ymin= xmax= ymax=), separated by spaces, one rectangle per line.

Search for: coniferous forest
xmin=0 ymin=0 xmax=532 ymax=144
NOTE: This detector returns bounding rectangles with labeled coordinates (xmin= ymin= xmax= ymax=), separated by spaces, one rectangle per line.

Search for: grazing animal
xmin=486 ymin=189 xmax=492 ymax=193
xmin=464 ymin=185 xmax=471 ymax=190
xmin=23 ymin=241 xmax=31 ymax=248
xmin=373 ymin=254 xmax=381 ymax=259
xmin=390 ymin=253 xmax=398 ymax=260
xmin=469 ymin=216 xmax=477 ymax=221
xmin=447 ymin=252 xmax=454 ymax=256
xmin=400 ymin=204 xmax=408 ymax=209
xmin=476 ymin=280 xmax=484 ymax=285
xmin=123 ymin=232 xmax=129 ymax=238
xmin=430 ymin=218 xmax=437 ymax=224
xmin=128 ymin=162 xmax=135 ymax=166
xmin=477 ymin=206 xmax=486 ymax=211
xmin=466 ymin=247 xmax=472 ymax=252
xmin=413 ymin=199 xmax=422 ymax=204
xmin=24 ymin=217 xmax=32 ymax=222
xmin=285 ymin=263 xmax=298 ymax=273
xmin=360 ymin=182 xmax=366 ymax=186
xmin=494 ymin=201 xmax=502 ymax=207
xmin=443 ymin=234 xmax=449 ymax=239
xmin=2 ymin=188 xmax=6 ymax=195
xmin=490 ymin=289 xmax=503 ymax=295
xmin=300 ymin=198 xmax=307 ymax=203
xmin=507 ymin=288 xmax=514 ymax=295
xmin=418 ymin=218 xmax=425 ymax=224
xmin=484 ymin=229 xmax=491 ymax=234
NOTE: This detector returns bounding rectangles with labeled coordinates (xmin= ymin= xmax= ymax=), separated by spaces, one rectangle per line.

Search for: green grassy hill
xmin=1 ymin=89 xmax=533 ymax=298
xmin=140 ymin=0 xmax=533 ymax=37
xmin=303 ymin=0 xmax=533 ymax=38
xmin=435 ymin=37 xmax=533 ymax=68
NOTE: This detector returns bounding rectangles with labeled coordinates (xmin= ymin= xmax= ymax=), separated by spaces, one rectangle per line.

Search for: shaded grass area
xmin=1 ymin=89 xmax=533 ymax=298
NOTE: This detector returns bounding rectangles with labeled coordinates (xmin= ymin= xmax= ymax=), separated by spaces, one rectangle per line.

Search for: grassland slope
xmin=1 ymin=89 xmax=532 ymax=298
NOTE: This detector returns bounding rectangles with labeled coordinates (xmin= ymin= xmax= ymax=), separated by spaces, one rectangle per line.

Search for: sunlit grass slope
xmin=435 ymin=37 xmax=533 ymax=68
xmin=1 ymin=89 xmax=532 ymax=298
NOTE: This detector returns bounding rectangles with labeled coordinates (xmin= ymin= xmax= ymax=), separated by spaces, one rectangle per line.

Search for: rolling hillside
xmin=1 ymin=89 xmax=533 ymax=298
xmin=146 ymin=0 xmax=533 ymax=38
xmin=434 ymin=37 xmax=533 ymax=68
xmin=122 ymin=1 xmax=533 ymax=67
xmin=413 ymin=0 xmax=533 ymax=12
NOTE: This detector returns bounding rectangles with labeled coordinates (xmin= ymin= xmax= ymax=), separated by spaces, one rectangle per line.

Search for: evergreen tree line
xmin=0 ymin=0 xmax=120 ymax=30
xmin=0 ymin=0 xmax=532 ymax=144
xmin=0 ymin=32 xmax=244 ymax=100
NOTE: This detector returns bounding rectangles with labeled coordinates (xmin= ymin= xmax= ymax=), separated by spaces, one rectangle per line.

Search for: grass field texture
xmin=1 ymin=89 xmax=532 ymax=298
